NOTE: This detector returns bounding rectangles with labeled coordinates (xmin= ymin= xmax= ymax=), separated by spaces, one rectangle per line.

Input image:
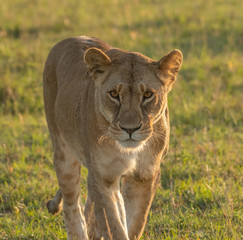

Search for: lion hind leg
xmin=46 ymin=189 xmax=63 ymax=215
xmin=54 ymin=147 xmax=88 ymax=240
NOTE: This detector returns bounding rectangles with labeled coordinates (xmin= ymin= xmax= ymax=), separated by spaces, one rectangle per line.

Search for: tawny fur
xmin=43 ymin=36 xmax=182 ymax=240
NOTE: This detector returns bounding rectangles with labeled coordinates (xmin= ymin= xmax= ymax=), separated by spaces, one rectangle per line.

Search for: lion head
xmin=84 ymin=47 xmax=182 ymax=152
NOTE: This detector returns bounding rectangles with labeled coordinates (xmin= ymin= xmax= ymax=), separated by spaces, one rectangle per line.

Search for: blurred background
xmin=0 ymin=0 xmax=242 ymax=239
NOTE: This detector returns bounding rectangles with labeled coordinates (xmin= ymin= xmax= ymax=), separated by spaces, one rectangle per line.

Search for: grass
xmin=0 ymin=0 xmax=242 ymax=239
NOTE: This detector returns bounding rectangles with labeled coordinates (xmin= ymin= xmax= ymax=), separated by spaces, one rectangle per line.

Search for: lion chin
xmin=115 ymin=139 xmax=146 ymax=153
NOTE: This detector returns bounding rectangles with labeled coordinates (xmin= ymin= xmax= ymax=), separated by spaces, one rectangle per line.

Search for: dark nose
xmin=120 ymin=124 xmax=142 ymax=138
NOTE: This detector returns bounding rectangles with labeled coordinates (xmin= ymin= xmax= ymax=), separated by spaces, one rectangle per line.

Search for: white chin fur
xmin=116 ymin=140 xmax=146 ymax=153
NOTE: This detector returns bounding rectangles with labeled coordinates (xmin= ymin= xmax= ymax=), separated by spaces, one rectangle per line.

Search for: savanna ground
xmin=0 ymin=0 xmax=242 ymax=239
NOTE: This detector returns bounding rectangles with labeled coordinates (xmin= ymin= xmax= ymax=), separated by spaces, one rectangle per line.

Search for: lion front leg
xmin=53 ymin=147 xmax=88 ymax=240
xmin=84 ymin=196 xmax=102 ymax=240
xmin=87 ymin=171 xmax=129 ymax=240
xmin=121 ymin=170 xmax=161 ymax=240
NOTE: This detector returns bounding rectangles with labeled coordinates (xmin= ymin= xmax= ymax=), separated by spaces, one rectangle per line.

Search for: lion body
xmin=43 ymin=36 xmax=182 ymax=240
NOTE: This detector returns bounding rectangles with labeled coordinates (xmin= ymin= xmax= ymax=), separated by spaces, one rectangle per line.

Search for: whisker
xmin=98 ymin=135 xmax=109 ymax=143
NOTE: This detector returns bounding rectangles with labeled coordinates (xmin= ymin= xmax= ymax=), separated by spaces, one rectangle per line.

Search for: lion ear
xmin=158 ymin=49 xmax=183 ymax=90
xmin=84 ymin=47 xmax=111 ymax=78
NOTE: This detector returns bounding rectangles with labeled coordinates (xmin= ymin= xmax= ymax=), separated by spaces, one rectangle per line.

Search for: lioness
xmin=43 ymin=36 xmax=182 ymax=240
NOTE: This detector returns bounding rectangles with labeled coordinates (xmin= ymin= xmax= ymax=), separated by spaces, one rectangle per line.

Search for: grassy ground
xmin=0 ymin=0 xmax=242 ymax=239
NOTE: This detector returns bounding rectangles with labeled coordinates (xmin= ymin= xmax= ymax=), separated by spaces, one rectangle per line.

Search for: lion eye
xmin=143 ymin=91 xmax=153 ymax=99
xmin=109 ymin=90 xmax=119 ymax=99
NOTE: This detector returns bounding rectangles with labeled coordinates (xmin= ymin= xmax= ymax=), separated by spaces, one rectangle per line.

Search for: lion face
xmin=99 ymin=66 xmax=165 ymax=151
xmin=84 ymin=48 xmax=183 ymax=151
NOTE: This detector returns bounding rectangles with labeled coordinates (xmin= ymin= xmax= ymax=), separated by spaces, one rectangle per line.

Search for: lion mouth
xmin=124 ymin=138 xmax=138 ymax=143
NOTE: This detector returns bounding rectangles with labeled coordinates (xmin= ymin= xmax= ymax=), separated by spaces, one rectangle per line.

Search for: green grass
xmin=0 ymin=0 xmax=242 ymax=239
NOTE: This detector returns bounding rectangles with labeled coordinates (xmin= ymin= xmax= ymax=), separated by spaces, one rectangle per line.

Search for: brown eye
xmin=109 ymin=90 xmax=119 ymax=99
xmin=143 ymin=91 xmax=153 ymax=99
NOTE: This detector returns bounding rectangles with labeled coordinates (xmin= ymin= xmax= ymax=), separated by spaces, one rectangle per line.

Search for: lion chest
xmin=93 ymin=147 xmax=137 ymax=183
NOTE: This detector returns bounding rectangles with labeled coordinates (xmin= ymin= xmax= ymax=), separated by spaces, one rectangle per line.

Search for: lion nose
xmin=120 ymin=124 xmax=142 ymax=137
